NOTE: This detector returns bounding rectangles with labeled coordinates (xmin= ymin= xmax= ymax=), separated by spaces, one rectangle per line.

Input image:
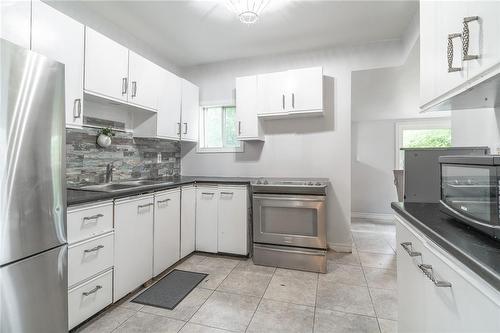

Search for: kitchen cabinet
xmin=181 ymin=79 xmax=199 ymax=142
xmin=157 ymin=69 xmax=182 ymax=140
xmin=396 ymin=214 xmax=500 ymax=332
xmin=180 ymin=185 xmax=196 ymax=258
xmin=31 ymin=0 xmax=85 ymax=128
xmin=195 ymin=185 xmax=218 ymax=253
xmin=128 ymin=51 xmax=160 ymax=110
xmin=218 ymin=186 xmax=248 ymax=255
xmin=153 ymin=189 xmax=180 ymax=276
xmin=257 ymin=71 xmax=288 ymax=117
xmin=235 ymin=75 xmax=264 ymax=141
xmin=114 ymin=195 xmax=154 ymax=301
xmin=84 ymin=27 xmax=129 ymax=103
xmin=0 ymin=0 xmax=31 ymax=49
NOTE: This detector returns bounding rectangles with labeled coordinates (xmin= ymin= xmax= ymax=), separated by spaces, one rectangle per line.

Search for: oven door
xmin=253 ymin=194 xmax=326 ymax=249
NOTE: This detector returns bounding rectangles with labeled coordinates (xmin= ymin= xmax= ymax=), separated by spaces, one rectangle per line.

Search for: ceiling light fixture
xmin=227 ymin=0 xmax=270 ymax=24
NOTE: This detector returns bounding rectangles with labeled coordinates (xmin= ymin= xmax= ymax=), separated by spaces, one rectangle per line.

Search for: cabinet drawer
xmin=68 ymin=269 xmax=113 ymax=330
xmin=68 ymin=232 xmax=114 ymax=287
xmin=67 ymin=202 xmax=113 ymax=243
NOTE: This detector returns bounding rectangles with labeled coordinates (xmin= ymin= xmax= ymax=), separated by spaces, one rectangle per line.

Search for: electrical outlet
xmin=157 ymin=152 xmax=162 ymax=163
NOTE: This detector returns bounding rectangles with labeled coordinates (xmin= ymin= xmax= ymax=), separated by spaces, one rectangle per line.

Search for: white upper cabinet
xmin=181 ymin=79 xmax=199 ymax=142
xmin=157 ymin=69 xmax=182 ymax=140
xmin=0 ymin=0 xmax=31 ymax=49
xmin=419 ymin=1 xmax=437 ymax=106
xmin=84 ymin=27 xmax=129 ymax=102
xmin=195 ymin=186 xmax=218 ymax=253
xmin=236 ymin=75 xmax=264 ymax=141
xmin=286 ymin=67 xmax=323 ymax=114
xmin=31 ymin=0 xmax=84 ymax=128
xmin=257 ymin=71 xmax=288 ymax=117
xmin=128 ymin=51 xmax=160 ymax=110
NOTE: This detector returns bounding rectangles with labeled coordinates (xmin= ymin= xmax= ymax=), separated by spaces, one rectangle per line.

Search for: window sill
xmin=196 ymin=145 xmax=244 ymax=154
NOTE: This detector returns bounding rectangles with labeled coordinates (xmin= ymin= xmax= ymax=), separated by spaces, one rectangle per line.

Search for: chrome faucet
xmin=105 ymin=163 xmax=115 ymax=183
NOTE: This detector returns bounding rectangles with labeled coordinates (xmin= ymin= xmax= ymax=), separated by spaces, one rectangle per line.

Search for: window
xmin=396 ymin=119 xmax=452 ymax=169
xmin=198 ymin=105 xmax=243 ymax=153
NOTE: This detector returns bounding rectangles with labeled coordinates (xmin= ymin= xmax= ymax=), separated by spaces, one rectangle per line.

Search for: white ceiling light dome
xmin=227 ymin=0 xmax=270 ymax=24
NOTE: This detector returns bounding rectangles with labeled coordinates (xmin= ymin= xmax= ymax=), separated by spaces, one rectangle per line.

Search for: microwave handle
xmin=441 ymin=200 xmax=496 ymax=229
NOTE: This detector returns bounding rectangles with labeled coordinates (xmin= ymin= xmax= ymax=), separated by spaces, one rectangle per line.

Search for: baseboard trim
xmin=327 ymin=242 xmax=353 ymax=253
xmin=352 ymin=212 xmax=395 ymax=224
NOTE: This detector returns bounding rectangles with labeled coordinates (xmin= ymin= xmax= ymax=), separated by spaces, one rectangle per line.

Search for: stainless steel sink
xmin=74 ymin=180 xmax=175 ymax=193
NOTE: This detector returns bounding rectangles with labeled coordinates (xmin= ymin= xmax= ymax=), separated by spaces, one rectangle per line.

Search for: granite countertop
xmin=392 ymin=202 xmax=500 ymax=291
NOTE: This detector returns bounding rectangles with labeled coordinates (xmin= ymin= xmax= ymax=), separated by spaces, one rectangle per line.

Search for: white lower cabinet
xmin=218 ymin=186 xmax=248 ymax=255
xmin=195 ymin=186 xmax=219 ymax=253
xmin=181 ymin=185 xmax=196 ymax=258
xmin=68 ymin=269 xmax=113 ymax=330
xmin=154 ymin=189 xmax=181 ymax=276
xmin=396 ymin=214 xmax=500 ymax=332
xmin=114 ymin=195 xmax=154 ymax=301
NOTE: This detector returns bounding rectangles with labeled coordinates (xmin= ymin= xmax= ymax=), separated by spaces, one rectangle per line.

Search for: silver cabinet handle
xmin=292 ymin=93 xmax=295 ymax=108
xmin=447 ymin=33 xmax=462 ymax=73
xmin=82 ymin=285 xmax=102 ymax=297
xmin=122 ymin=77 xmax=128 ymax=95
xmin=462 ymin=16 xmax=479 ymax=61
xmin=131 ymin=81 xmax=137 ymax=97
xmin=220 ymin=191 xmax=234 ymax=195
xmin=84 ymin=245 xmax=104 ymax=253
xmin=177 ymin=122 xmax=181 ymax=135
xmin=83 ymin=214 xmax=104 ymax=222
xmin=418 ymin=264 xmax=452 ymax=288
xmin=201 ymin=192 xmax=215 ymax=196
xmin=400 ymin=242 xmax=421 ymax=257
xmin=73 ymin=98 xmax=82 ymax=119
xmin=238 ymin=121 xmax=241 ymax=135
xmin=157 ymin=198 xmax=171 ymax=204
xmin=282 ymin=94 xmax=285 ymax=109
xmin=138 ymin=203 xmax=154 ymax=209
xmin=183 ymin=123 xmax=188 ymax=134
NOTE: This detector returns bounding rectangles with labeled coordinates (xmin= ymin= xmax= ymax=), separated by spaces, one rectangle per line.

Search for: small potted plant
xmin=97 ymin=127 xmax=115 ymax=148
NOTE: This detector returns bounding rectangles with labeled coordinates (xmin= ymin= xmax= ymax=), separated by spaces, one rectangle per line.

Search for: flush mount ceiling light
xmin=227 ymin=0 xmax=270 ymax=24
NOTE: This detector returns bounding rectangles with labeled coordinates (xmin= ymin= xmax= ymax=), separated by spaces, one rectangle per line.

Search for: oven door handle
xmin=253 ymin=195 xmax=325 ymax=202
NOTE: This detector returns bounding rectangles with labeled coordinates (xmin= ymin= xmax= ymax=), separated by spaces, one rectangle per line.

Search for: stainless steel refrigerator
xmin=0 ymin=39 xmax=68 ymax=332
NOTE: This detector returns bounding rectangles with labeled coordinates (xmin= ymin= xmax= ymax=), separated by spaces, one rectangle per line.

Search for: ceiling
xmin=71 ymin=0 xmax=419 ymax=67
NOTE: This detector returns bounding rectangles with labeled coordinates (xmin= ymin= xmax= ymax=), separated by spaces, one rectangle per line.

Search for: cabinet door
xmin=181 ymin=79 xmax=199 ymax=142
xmin=154 ymin=189 xmax=180 ymax=276
xmin=465 ymin=1 xmax=500 ymax=81
xmin=157 ymin=70 xmax=181 ymax=139
xmin=84 ymin=27 xmax=129 ymax=102
xmin=114 ymin=195 xmax=154 ymax=301
xmin=434 ymin=1 xmax=468 ymax=98
xmin=218 ymin=186 xmax=248 ymax=255
xmin=257 ymin=71 xmax=287 ymax=116
xmin=236 ymin=75 xmax=263 ymax=140
xmin=419 ymin=0 xmax=438 ymax=106
xmin=0 ymin=0 xmax=31 ymax=49
xmin=195 ymin=186 xmax=218 ymax=253
xmin=32 ymin=1 xmax=84 ymax=128
xmin=180 ymin=185 xmax=196 ymax=258
xmin=286 ymin=67 xmax=323 ymax=113
xmin=128 ymin=51 xmax=160 ymax=110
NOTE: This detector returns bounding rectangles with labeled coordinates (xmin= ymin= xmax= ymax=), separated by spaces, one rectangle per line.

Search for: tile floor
xmin=75 ymin=219 xmax=397 ymax=333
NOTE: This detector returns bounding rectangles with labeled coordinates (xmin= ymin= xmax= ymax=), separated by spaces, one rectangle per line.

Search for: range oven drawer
xmin=253 ymin=194 xmax=326 ymax=249
xmin=253 ymin=243 xmax=327 ymax=273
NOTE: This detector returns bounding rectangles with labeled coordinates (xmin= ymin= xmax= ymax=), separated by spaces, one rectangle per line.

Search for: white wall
xmin=180 ymin=37 xmax=417 ymax=250
xmin=451 ymin=108 xmax=500 ymax=153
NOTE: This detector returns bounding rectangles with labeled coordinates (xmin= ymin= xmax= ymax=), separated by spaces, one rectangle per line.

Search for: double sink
xmin=73 ymin=179 xmax=175 ymax=193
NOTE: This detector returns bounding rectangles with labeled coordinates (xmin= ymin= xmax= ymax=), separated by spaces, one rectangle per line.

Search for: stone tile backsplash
xmin=66 ymin=127 xmax=181 ymax=185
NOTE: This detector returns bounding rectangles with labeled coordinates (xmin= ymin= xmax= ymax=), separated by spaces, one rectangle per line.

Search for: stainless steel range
xmin=251 ymin=178 xmax=328 ymax=273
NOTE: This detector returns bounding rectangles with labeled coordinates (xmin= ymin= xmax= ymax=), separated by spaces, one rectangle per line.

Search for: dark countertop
xmin=392 ymin=202 xmax=500 ymax=291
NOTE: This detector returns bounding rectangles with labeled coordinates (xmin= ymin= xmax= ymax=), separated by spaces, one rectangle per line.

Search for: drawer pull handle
xmin=220 ymin=192 xmax=234 ymax=195
xmin=400 ymin=242 xmax=421 ymax=257
xmin=157 ymin=199 xmax=171 ymax=204
xmin=201 ymin=192 xmax=215 ymax=195
xmin=83 ymin=214 xmax=104 ymax=222
xmin=82 ymin=285 xmax=102 ymax=297
xmin=138 ymin=203 xmax=154 ymax=209
xmin=418 ymin=264 xmax=452 ymax=288
xmin=84 ymin=245 xmax=104 ymax=253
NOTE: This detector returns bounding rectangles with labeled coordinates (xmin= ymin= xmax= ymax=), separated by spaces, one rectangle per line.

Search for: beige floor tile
xmin=353 ymin=232 xmax=395 ymax=255
xmin=235 ymin=259 xmax=276 ymax=275
xmin=320 ymin=262 xmax=367 ymax=287
xmin=378 ymin=318 xmax=397 ymax=333
xmin=140 ymin=288 xmax=213 ymax=321
xmin=189 ymin=291 xmax=260 ymax=332
xmin=179 ymin=323 xmax=234 ymax=333
xmin=370 ymin=288 xmax=398 ymax=320
xmin=263 ymin=268 xmax=318 ymax=306
xmin=246 ymin=299 xmax=314 ymax=333
xmin=316 ymin=281 xmax=376 ymax=317
xmin=114 ymin=311 xmax=185 ymax=332
xmin=326 ymin=248 xmax=361 ymax=266
xmin=364 ymin=267 xmax=397 ymax=290
xmin=217 ymin=269 xmax=273 ymax=297
xmin=77 ymin=307 xmax=137 ymax=333
xmin=314 ymin=308 xmax=380 ymax=333
xmin=359 ymin=252 xmax=396 ymax=271
xmin=176 ymin=257 xmax=239 ymax=290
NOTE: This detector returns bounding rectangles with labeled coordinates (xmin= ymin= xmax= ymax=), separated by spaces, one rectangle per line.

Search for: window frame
xmin=197 ymin=104 xmax=244 ymax=154
xmin=395 ymin=119 xmax=451 ymax=169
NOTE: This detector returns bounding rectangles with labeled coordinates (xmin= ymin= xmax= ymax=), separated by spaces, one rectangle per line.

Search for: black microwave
xmin=439 ymin=155 xmax=500 ymax=240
